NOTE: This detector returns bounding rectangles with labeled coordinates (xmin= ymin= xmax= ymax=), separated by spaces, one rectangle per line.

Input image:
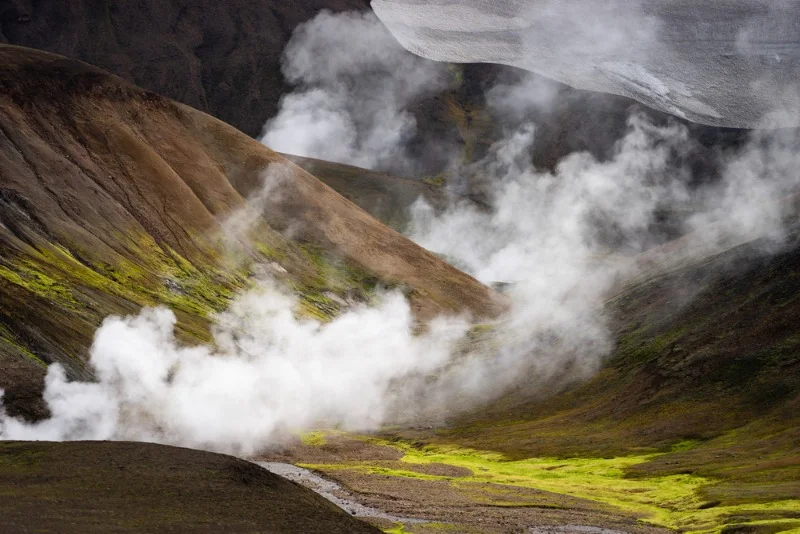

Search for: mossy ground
xmin=293 ymin=434 xmax=799 ymax=534
xmin=0 ymin=217 xmax=384 ymax=423
xmin=393 ymin=442 xmax=799 ymax=533
xmin=276 ymin=241 xmax=800 ymax=534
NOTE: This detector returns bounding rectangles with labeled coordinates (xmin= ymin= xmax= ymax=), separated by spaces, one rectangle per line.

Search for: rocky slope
xmin=0 ymin=44 xmax=503 ymax=421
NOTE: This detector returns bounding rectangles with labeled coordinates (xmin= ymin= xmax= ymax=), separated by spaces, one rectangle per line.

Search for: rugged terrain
xmin=0 ymin=14 xmax=799 ymax=534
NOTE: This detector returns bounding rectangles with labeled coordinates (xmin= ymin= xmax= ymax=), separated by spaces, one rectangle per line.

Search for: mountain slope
xmin=0 ymin=440 xmax=380 ymax=533
xmin=0 ymin=44 xmax=504 ymax=421
xmin=266 ymin=231 xmax=800 ymax=533
xmin=285 ymin=154 xmax=453 ymax=230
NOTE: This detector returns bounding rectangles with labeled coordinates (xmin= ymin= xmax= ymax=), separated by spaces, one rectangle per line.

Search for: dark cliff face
xmin=0 ymin=0 xmax=369 ymax=137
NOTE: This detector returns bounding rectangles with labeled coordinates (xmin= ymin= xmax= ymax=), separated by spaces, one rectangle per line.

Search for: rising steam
xmin=1 ymin=10 xmax=798 ymax=454
xmin=260 ymin=10 xmax=449 ymax=176
xmin=0 ymin=284 xmax=467 ymax=456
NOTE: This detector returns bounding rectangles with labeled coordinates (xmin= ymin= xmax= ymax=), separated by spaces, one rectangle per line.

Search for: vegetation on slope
xmin=1 ymin=33 xmax=796 ymax=534
xmin=371 ymin=233 xmax=800 ymax=533
xmin=356 ymin=439 xmax=798 ymax=533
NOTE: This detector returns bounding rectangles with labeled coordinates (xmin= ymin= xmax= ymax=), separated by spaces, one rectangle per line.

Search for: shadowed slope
xmin=285 ymin=153 xmax=453 ymax=230
xmin=0 ymin=0 xmax=370 ymax=137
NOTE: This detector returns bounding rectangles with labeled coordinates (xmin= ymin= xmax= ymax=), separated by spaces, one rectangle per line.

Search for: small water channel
xmin=530 ymin=526 xmax=629 ymax=534
xmin=257 ymin=462 xmax=427 ymax=525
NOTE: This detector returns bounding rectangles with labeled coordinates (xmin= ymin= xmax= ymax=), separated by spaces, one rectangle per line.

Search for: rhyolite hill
xmin=0 ymin=44 xmax=504 ymax=422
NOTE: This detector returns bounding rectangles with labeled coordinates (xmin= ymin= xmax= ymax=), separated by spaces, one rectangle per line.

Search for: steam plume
xmin=260 ymin=10 xmax=448 ymax=176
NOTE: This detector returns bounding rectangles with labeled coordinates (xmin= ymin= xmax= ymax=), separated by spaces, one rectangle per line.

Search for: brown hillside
xmin=0 ymin=44 xmax=504 ymax=421
xmin=285 ymin=153 xmax=453 ymax=230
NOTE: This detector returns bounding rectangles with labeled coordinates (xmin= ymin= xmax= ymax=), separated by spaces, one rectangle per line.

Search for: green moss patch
xmin=306 ymin=436 xmax=800 ymax=534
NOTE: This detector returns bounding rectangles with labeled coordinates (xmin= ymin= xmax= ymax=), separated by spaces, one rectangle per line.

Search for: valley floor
xmin=257 ymin=432 xmax=800 ymax=534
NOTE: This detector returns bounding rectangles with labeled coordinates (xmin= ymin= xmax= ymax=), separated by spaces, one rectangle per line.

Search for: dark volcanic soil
xmin=0 ymin=440 xmax=380 ymax=533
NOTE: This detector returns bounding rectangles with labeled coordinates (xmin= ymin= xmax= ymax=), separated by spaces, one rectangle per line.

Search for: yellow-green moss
xmin=298 ymin=432 xmax=328 ymax=447
xmin=398 ymin=442 xmax=800 ymax=533
xmin=0 ymin=325 xmax=45 ymax=367
xmin=383 ymin=524 xmax=409 ymax=534
xmin=422 ymin=174 xmax=448 ymax=188
xmin=310 ymin=437 xmax=800 ymax=534
xmin=448 ymin=65 xmax=464 ymax=90
xmin=0 ymin=262 xmax=79 ymax=309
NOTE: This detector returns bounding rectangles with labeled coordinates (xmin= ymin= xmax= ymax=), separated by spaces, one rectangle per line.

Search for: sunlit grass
xmin=298 ymin=431 xmax=328 ymax=447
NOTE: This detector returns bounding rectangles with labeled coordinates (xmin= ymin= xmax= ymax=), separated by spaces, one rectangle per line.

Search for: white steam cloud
xmin=401 ymin=113 xmax=799 ymax=415
xmin=0 ymin=283 xmax=468 ymax=456
xmin=372 ymin=0 xmax=800 ymax=128
xmin=1 ymin=10 xmax=799 ymax=454
xmin=260 ymin=10 xmax=448 ymax=174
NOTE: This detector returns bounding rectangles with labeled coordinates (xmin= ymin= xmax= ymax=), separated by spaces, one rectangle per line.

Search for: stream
xmin=530 ymin=527 xmax=628 ymax=534
xmin=257 ymin=462 xmax=427 ymax=525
